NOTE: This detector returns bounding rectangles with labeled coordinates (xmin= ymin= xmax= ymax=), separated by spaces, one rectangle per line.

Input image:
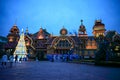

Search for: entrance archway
xmin=52 ymin=36 xmax=75 ymax=54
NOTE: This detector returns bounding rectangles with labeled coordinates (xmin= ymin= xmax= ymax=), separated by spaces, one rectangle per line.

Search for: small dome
xmin=79 ymin=20 xmax=86 ymax=33
xmin=79 ymin=20 xmax=85 ymax=28
xmin=80 ymin=25 xmax=85 ymax=29
xmin=93 ymin=20 xmax=105 ymax=30
xmin=60 ymin=27 xmax=68 ymax=35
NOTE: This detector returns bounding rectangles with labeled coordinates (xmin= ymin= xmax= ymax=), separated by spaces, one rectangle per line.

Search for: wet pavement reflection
xmin=0 ymin=61 xmax=120 ymax=80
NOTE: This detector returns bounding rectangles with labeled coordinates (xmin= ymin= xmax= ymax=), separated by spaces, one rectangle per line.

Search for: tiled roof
xmin=34 ymin=40 xmax=47 ymax=49
xmin=32 ymin=29 xmax=50 ymax=39
xmin=46 ymin=37 xmax=56 ymax=44
xmin=71 ymin=36 xmax=81 ymax=44
xmin=4 ymin=41 xmax=18 ymax=49
xmin=105 ymin=31 xmax=116 ymax=41
xmin=7 ymin=33 xmax=20 ymax=37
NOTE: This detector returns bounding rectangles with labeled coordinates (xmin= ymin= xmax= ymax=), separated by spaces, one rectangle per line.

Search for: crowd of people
xmin=0 ymin=53 xmax=28 ymax=69
xmin=0 ymin=53 xmax=80 ymax=69
xmin=47 ymin=54 xmax=80 ymax=62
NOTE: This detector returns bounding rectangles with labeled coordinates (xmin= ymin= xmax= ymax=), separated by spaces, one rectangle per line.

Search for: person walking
xmin=15 ymin=55 xmax=18 ymax=63
xmin=9 ymin=55 xmax=14 ymax=68
xmin=2 ymin=54 xmax=8 ymax=68
xmin=19 ymin=57 xmax=22 ymax=63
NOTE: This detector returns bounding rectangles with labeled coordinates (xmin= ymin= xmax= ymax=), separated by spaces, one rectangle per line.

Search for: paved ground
xmin=0 ymin=61 xmax=120 ymax=80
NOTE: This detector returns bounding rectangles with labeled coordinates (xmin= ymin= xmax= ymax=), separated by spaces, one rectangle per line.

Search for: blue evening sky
xmin=0 ymin=0 xmax=120 ymax=37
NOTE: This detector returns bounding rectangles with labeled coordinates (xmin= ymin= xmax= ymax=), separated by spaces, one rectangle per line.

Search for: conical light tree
xmin=14 ymin=29 xmax=27 ymax=58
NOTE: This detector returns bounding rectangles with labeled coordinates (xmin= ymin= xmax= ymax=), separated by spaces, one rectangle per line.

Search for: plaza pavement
xmin=0 ymin=61 xmax=120 ymax=80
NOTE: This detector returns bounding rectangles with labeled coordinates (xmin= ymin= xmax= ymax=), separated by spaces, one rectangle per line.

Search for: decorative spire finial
xmin=14 ymin=19 xmax=17 ymax=26
xmin=40 ymin=26 xmax=42 ymax=29
xmin=26 ymin=27 xmax=28 ymax=33
xmin=81 ymin=19 xmax=83 ymax=25
xmin=22 ymin=28 xmax=24 ymax=33
xmin=81 ymin=19 xmax=83 ymax=22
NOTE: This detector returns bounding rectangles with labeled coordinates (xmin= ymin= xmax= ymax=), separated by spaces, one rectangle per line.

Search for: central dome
xmin=60 ymin=27 xmax=68 ymax=35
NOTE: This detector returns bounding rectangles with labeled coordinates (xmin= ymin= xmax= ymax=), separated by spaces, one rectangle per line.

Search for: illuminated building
xmin=5 ymin=20 xmax=107 ymax=59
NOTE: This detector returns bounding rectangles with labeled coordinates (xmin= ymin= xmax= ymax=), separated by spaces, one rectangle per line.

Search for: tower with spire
xmin=78 ymin=20 xmax=87 ymax=37
xmin=7 ymin=23 xmax=20 ymax=42
xmin=78 ymin=20 xmax=88 ymax=49
xmin=92 ymin=19 xmax=106 ymax=37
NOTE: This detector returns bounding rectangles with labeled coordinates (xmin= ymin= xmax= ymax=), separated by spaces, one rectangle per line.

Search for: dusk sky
xmin=0 ymin=0 xmax=120 ymax=37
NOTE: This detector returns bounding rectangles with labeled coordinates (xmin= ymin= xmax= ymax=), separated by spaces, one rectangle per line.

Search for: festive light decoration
xmin=14 ymin=30 xmax=27 ymax=58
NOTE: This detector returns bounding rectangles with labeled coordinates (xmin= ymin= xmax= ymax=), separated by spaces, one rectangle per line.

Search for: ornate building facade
xmin=5 ymin=20 xmax=108 ymax=59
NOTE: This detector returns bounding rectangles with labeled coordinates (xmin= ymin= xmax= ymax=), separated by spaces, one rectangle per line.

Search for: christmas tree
xmin=14 ymin=29 xmax=27 ymax=59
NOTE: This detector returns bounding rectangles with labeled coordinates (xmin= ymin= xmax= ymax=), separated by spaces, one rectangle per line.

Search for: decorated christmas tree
xmin=14 ymin=29 xmax=27 ymax=59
